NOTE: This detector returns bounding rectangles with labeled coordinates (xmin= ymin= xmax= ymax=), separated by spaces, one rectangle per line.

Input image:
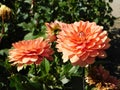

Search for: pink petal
xmin=90 ymin=50 xmax=99 ymax=57
xmin=72 ymin=59 xmax=87 ymax=67
xmin=98 ymin=50 xmax=107 ymax=58
xmin=80 ymin=52 xmax=89 ymax=61
xmin=85 ymin=57 xmax=95 ymax=64
xmin=17 ymin=64 xmax=24 ymax=71
xmin=70 ymin=55 xmax=79 ymax=63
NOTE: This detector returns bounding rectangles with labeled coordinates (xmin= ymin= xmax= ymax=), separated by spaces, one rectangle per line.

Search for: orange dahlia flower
xmin=45 ymin=20 xmax=67 ymax=42
xmin=56 ymin=21 xmax=110 ymax=66
xmin=9 ymin=38 xmax=54 ymax=71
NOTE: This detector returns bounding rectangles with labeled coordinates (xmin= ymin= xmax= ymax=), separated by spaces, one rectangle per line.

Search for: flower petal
xmin=85 ymin=57 xmax=95 ymax=64
xmin=98 ymin=50 xmax=107 ymax=58
xmin=17 ymin=64 xmax=23 ymax=72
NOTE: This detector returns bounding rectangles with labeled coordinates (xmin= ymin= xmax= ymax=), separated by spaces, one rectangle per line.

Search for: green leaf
xmin=24 ymin=0 xmax=32 ymax=4
xmin=24 ymin=32 xmax=34 ymax=40
xmin=94 ymin=18 xmax=99 ymax=23
xmin=60 ymin=63 xmax=72 ymax=76
xmin=0 ymin=49 xmax=8 ymax=56
xmin=60 ymin=76 xmax=69 ymax=84
xmin=40 ymin=59 xmax=50 ymax=75
xmin=9 ymin=74 xmax=26 ymax=90
xmin=68 ymin=66 xmax=80 ymax=75
xmin=9 ymin=74 xmax=41 ymax=90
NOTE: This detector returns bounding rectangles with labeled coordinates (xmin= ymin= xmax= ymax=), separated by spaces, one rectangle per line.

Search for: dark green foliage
xmin=0 ymin=0 xmax=116 ymax=90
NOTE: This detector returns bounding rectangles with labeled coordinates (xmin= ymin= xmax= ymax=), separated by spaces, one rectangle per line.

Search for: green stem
xmin=34 ymin=63 xmax=37 ymax=76
xmin=30 ymin=0 xmax=35 ymax=16
xmin=0 ymin=18 xmax=4 ymax=42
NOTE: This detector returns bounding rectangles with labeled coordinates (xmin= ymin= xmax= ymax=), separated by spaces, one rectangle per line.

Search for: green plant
xmin=0 ymin=0 xmax=118 ymax=90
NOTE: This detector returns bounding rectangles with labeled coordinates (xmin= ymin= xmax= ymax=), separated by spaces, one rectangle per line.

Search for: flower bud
xmin=0 ymin=5 xmax=11 ymax=20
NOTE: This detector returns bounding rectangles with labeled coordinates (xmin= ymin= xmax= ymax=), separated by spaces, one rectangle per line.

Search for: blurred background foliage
xmin=0 ymin=0 xmax=119 ymax=90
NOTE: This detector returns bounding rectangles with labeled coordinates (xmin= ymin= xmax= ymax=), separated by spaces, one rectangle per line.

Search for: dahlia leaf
xmin=68 ymin=66 xmax=79 ymax=75
xmin=40 ymin=59 xmax=50 ymax=74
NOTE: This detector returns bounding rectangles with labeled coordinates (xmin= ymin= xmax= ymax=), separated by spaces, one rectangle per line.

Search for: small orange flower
xmin=56 ymin=21 xmax=110 ymax=66
xmin=45 ymin=20 xmax=67 ymax=42
xmin=9 ymin=38 xmax=54 ymax=71
xmin=45 ymin=21 xmax=59 ymax=42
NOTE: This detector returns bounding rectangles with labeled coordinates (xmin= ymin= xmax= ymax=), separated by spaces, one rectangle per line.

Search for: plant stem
xmin=30 ymin=0 xmax=35 ymax=16
xmin=34 ymin=63 xmax=37 ymax=76
xmin=1 ymin=18 xmax=4 ymax=34
xmin=0 ymin=18 xmax=5 ymax=42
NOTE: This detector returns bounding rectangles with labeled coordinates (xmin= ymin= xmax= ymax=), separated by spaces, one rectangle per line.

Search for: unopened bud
xmin=0 ymin=5 xmax=11 ymax=20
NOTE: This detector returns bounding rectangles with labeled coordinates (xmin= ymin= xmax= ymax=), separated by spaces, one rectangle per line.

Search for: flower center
xmin=79 ymin=31 xmax=86 ymax=40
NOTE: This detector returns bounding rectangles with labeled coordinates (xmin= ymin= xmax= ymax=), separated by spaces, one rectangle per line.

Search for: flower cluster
xmin=9 ymin=38 xmax=54 ymax=71
xmin=85 ymin=65 xmax=120 ymax=90
xmin=46 ymin=21 xmax=110 ymax=67
xmin=7 ymin=19 xmax=120 ymax=90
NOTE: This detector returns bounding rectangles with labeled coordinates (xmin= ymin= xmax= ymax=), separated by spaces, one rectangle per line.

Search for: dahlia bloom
xmin=85 ymin=65 xmax=120 ymax=90
xmin=45 ymin=20 xmax=67 ymax=42
xmin=9 ymin=38 xmax=54 ymax=71
xmin=56 ymin=21 xmax=110 ymax=66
